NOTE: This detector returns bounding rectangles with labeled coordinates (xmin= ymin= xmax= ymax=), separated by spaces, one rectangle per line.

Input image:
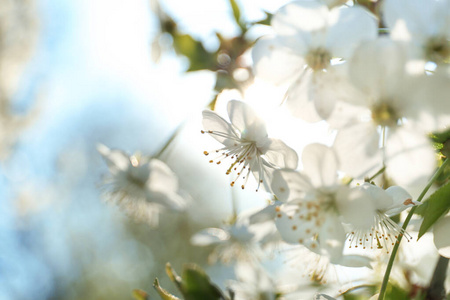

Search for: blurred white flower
xmin=272 ymin=144 xmax=376 ymax=263
xmin=433 ymin=214 xmax=450 ymax=258
xmin=333 ymin=37 xmax=437 ymax=186
xmin=97 ymin=144 xmax=186 ymax=227
xmin=252 ymin=0 xmax=377 ymax=121
xmin=382 ymin=0 xmax=450 ymax=64
xmin=190 ymin=219 xmax=263 ymax=265
xmin=347 ymin=183 xmax=418 ymax=253
xmin=202 ymin=100 xmax=298 ymax=191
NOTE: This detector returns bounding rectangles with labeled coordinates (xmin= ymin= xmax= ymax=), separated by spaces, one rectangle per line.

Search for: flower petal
xmin=433 ymin=215 xmax=450 ymax=258
xmin=263 ymin=138 xmax=298 ymax=169
xmin=252 ymin=35 xmax=305 ymax=85
xmin=336 ymin=255 xmax=372 ymax=268
xmin=333 ymin=121 xmax=383 ymax=179
xmin=284 ymin=69 xmax=324 ymax=122
xmin=275 ymin=203 xmax=317 ymax=245
xmin=302 ymin=143 xmax=338 ymax=187
xmin=318 ymin=215 xmax=345 ymax=263
xmin=190 ymin=228 xmax=230 ymax=246
xmin=326 ymin=5 xmax=377 ymax=59
xmin=271 ymin=169 xmax=313 ymax=202
xmin=358 ymin=183 xmax=393 ymax=211
xmin=385 ymin=126 xmax=436 ymax=187
xmin=272 ymin=0 xmax=329 ymax=35
xmin=97 ymin=143 xmax=130 ymax=173
xmin=249 ymin=203 xmax=279 ymax=224
xmin=227 ymin=100 xmax=268 ymax=142
xmin=384 ymin=186 xmax=417 ymax=216
xmin=202 ymin=109 xmax=239 ymax=146
xmin=148 ymin=159 xmax=179 ymax=192
xmin=335 ymin=186 xmax=376 ymax=230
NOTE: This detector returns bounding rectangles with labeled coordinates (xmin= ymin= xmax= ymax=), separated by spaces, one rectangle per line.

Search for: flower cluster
xmin=195 ymin=0 xmax=450 ymax=297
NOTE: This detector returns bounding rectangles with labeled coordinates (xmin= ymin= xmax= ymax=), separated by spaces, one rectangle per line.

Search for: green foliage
xmin=171 ymin=33 xmax=218 ymax=72
xmin=384 ymin=284 xmax=416 ymax=299
xmin=418 ymin=181 xmax=450 ymax=239
xmin=152 ymin=263 xmax=228 ymax=300
xmin=229 ymin=0 xmax=246 ymax=33
xmin=253 ymin=11 xmax=272 ymax=26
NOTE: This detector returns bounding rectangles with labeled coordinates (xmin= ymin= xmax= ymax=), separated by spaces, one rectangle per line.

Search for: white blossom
xmin=252 ymin=0 xmax=377 ymax=121
xmin=190 ymin=220 xmax=263 ymax=264
xmin=382 ymin=0 xmax=450 ymax=64
xmin=97 ymin=144 xmax=186 ymax=226
xmin=333 ymin=37 xmax=437 ymax=186
xmin=347 ymin=183 xmax=419 ymax=253
xmin=272 ymin=144 xmax=376 ymax=263
xmin=202 ymin=100 xmax=298 ymax=191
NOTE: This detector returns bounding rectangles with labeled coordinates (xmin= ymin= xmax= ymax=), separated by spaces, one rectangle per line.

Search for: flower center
xmin=425 ymin=36 xmax=450 ymax=64
xmin=305 ymin=48 xmax=331 ymax=71
xmin=347 ymin=212 xmax=412 ymax=253
xmin=202 ymin=130 xmax=265 ymax=191
xmin=371 ymin=102 xmax=399 ymax=127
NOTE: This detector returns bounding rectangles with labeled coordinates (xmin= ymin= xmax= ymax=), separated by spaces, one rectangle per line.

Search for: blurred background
xmin=0 ymin=0 xmax=336 ymax=299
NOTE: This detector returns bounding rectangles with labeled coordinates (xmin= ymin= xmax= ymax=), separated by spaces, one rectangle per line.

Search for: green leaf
xmin=228 ymin=0 xmax=246 ymax=32
xmin=418 ymin=182 xmax=450 ymax=239
xmin=253 ymin=11 xmax=272 ymax=26
xmin=181 ymin=264 xmax=226 ymax=300
xmin=153 ymin=278 xmax=181 ymax=300
xmin=132 ymin=289 xmax=149 ymax=300
xmin=171 ymin=33 xmax=217 ymax=72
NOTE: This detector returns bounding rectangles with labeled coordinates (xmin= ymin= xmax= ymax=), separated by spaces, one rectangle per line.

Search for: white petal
xmin=318 ymin=216 xmax=345 ymax=263
xmin=349 ymin=38 xmax=408 ymax=100
xmin=309 ymin=71 xmax=337 ymax=120
xmin=433 ymin=215 xmax=450 ymax=258
xmin=249 ymin=203 xmax=278 ymax=224
xmin=148 ymin=159 xmax=179 ymax=193
xmin=272 ymin=0 xmax=329 ymax=35
xmin=335 ymin=186 xmax=376 ymax=230
xmin=302 ymin=143 xmax=338 ymax=187
xmin=97 ymin=144 xmax=130 ymax=173
xmin=227 ymin=100 xmax=268 ymax=142
xmin=252 ymin=35 xmax=305 ymax=85
xmin=336 ymin=255 xmax=372 ymax=268
xmin=202 ymin=109 xmax=239 ymax=146
xmin=358 ymin=183 xmax=393 ymax=211
xmin=285 ymin=69 xmax=323 ymax=122
xmin=190 ymin=228 xmax=230 ymax=246
xmin=271 ymin=169 xmax=314 ymax=202
xmin=275 ymin=203 xmax=316 ymax=244
xmin=263 ymin=138 xmax=299 ymax=169
xmin=147 ymin=190 xmax=186 ymax=211
xmin=326 ymin=5 xmax=377 ymax=59
xmin=384 ymin=186 xmax=417 ymax=216
xmin=333 ymin=121 xmax=383 ymax=179
xmin=385 ymin=126 xmax=436 ymax=187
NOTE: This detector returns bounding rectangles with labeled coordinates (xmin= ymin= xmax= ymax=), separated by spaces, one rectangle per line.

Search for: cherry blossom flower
xmin=272 ymin=144 xmax=376 ymax=263
xmin=347 ymin=183 xmax=419 ymax=253
xmin=333 ymin=37 xmax=437 ymax=186
xmin=202 ymin=100 xmax=298 ymax=191
xmin=382 ymin=0 xmax=450 ymax=64
xmin=97 ymin=144 xmax=186 ymax=226
xmin=252 ymin=0 xmax=377 ymax=121
xmin=190 ymin=220 xmax=263 ymax=264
